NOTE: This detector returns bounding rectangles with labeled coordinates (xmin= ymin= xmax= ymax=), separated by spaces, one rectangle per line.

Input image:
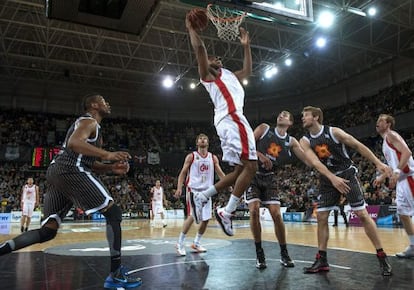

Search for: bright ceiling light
xmin=264 ymin=66 xmax=278 ymax=79
xmin=318 ymin=11 xmax=335 ymax=28
xmin=367 ymin=7 xmax=377 ymax=16
xmin=189 ymin=82 xmax=197 ymax=89
xmin=285 ymin=58 xmax=292 ymax=66
xmin=316 ymin=37 xmax=327 ymax=48
xmin=242 ymin=79 xmax=248 ymax=85
xmin=163 ymin=76 xmax=174 ymax=88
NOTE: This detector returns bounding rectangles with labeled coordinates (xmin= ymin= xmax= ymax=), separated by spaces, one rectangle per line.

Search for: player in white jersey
xmin=174 ymin=134 xmax=225 ymax=256
xmin=20 ymin=178 xmax=39 ymax=232
xmin=150 ymin=180 xmax=167 ymax=227
xmin=375 ymin=114 xmax=414 ymax=258
xmin=186 ymin=16 xmax=258 ymax=237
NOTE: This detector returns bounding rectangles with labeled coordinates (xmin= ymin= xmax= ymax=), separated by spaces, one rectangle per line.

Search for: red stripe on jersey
xmin=214 ymin=77 xmax=236 ymax=113
xmin=185 ymin=153 xmax=195 ymax=187
xmin=214 ymin=77 xmax=249 ymax=159
xmin=407 ymin=176 xmax=414 ymax=197
xmin=385 ymin=137 xmax=410 ymax=173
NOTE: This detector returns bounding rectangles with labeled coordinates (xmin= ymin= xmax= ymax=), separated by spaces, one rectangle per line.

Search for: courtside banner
xmin=349 ymin=205 xmax=380 ymax=225
xmin=11 ymin=211 xmax=41 ymax=223
xmin=0 ymin=213 xmax=11 ymax=235
xmin=0 ymin=213 xmax=11 ymax=223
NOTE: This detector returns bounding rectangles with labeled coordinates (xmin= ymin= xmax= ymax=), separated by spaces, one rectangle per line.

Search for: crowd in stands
xmin=1 ymin=78 xmax=414 ymax=217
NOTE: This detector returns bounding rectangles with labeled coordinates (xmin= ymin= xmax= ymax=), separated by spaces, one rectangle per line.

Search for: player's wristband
xmin=393 ymin=168 xmax=401 ymax=175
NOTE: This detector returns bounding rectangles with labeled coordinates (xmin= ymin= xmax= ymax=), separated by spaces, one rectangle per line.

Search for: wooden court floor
xmin=1 ymin=218 xmax=413 ymax=290
xmin=2 ymin=218 xmax=410 ymax=255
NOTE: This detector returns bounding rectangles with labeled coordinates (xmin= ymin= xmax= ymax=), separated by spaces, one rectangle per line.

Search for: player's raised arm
xmin=234 ymin=27 xmax=252 ymax=81
xmin=186 ymin=17 xmax=211 ymax=80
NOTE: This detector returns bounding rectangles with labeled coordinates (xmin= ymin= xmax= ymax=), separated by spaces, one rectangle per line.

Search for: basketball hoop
xmin=206 ymin=4 xmax=247 ymax=41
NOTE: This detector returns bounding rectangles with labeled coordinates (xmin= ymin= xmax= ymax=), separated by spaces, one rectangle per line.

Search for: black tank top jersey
xmin=54 ymin=113 xmax=102 ymax=170
xmin=256 ymin=126 xmax=293 ymax=173
xmin=303 ymin=125 xmax=353 ymax=173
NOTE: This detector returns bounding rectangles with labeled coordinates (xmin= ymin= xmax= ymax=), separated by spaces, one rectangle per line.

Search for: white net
xmin=206 ymin=4 xmax=247 ymax=41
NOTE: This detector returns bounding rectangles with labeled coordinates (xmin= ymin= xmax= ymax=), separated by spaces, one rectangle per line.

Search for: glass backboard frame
xmin=181 ymin=1 xmax=313 ymax=24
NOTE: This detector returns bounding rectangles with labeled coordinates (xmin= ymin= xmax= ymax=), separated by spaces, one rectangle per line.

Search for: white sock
xmin=408 ymin=235 xmax=414 ymax=246
xmin=194 ymin=233 xmax=202 ymax=246
xmin=225 ymin=194 xmax=240 ymax=214
xmin=178 ymin=232 xmax=186 ymax=245
xmin=202 ymin=185 xmax=217 ymax=198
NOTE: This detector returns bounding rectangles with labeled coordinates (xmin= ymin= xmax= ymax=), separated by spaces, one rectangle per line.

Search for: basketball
xmin=186 ymin=8 xmax=209 ymax=31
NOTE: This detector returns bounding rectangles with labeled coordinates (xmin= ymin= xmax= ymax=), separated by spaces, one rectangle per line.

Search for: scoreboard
xmin=31 ymin=147 xmax=61 ymax=167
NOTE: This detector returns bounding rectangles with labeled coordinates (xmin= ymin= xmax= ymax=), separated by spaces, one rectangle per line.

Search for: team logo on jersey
xmin=199 ymin=163 xmax=209 ymax=172
xmin=315 ymin=144 xmax=331 ymax=159
xmin=267 ymin=143 xmax=282 ymax=158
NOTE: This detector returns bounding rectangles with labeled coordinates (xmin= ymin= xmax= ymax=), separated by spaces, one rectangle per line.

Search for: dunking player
xmin=375 ymin=114 xmax=414 ymax=258
xmin=174 ymin=133 xmax=225 ymax=256
xmin=186 ymin=14 xmax=258 ymax=236
xmin=247 ymin=111 xmax=308 ymax=269
xmin=0 ymin=94 xmax=142 ymax=289
xmin=300 ymin=106 xmax=392 ymax=276
xmin=150 ymin=180 xmax=167 ymax=228
xmin=20 ymin=177 xmax=40 ymax=232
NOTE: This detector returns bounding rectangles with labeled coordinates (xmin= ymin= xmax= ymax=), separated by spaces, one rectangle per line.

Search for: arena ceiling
xmin=0 ymin=0 xmax=414 ymax=115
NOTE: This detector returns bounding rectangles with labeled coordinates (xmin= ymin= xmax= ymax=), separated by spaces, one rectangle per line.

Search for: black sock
xmin=376 ymin=248 xmax=384 ymax=254
xmin=280 ymin=244 xmax=287 ymax=253
xmin=318 ymin=250 xmax=327 ymax=259
xmin=107 ymin=222 xmax=122 ymax=273
xmin=255 ymin=241 xmax=262 ymax=252
xmin=111 ymin=254 xmax=121 ymax=273
xmin=106 ymin=220 xmax=122 ymax=273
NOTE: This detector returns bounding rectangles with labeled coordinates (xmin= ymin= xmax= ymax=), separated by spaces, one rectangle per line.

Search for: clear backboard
xmin=181 ymin=1 xmax=313 ymax=23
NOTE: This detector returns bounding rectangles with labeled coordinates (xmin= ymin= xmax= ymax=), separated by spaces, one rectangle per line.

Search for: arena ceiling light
xmin=367 ymin=7 xmax=377 ymax=17
xmin=162 ymin=76 xmax=174 ymax=88
xmin=316 ymin=37 xmax=327 ymax=48
xmin=242 ymin=79 xmax=248 ymax=86
xmin=317 ymin=11 xmax=335 ymax=28
xmin=284 ymin=58 xmax=292 ymax=66
xmin=189 ymin=82 xmax=197 ymax=89
xmin=264 ymin=66 xmax=278 ymax=79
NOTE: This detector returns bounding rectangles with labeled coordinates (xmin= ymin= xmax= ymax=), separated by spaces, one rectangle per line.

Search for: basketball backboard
xmin=181 ymin=0 xmax=313 ymax=23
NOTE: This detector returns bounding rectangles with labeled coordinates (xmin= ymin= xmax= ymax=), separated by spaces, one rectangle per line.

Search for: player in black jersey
xmin=0 ymin=94 xmax=142 ymax=289
xmin=246 ymin=111 xmax=309 ymax=269
xmin=300 ymin=106 xmax=392 ymax=276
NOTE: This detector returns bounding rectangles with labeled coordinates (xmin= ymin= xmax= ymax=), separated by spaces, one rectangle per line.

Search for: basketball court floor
xmin=0 ymin=219 xmax=413 ymax=290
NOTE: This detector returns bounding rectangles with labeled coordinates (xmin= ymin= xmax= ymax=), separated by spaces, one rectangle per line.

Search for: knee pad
xmin=102 ymin=204 xmax=122 ymax=223
xmin=39 ymin=226 xmax=58 ymax=243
